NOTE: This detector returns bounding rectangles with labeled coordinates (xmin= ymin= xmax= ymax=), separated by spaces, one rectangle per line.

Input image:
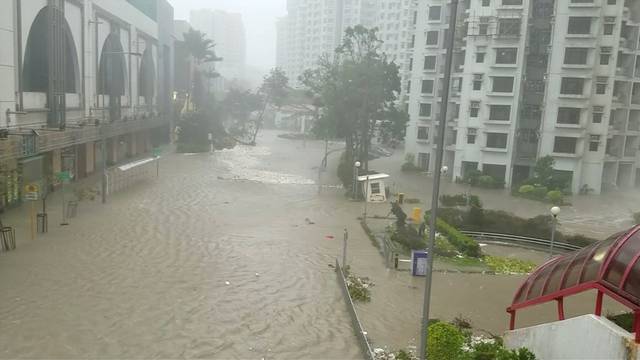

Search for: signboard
xmin=24 ymin=192 xmax=38 ymax=201
xmin=24 ymin=183 xmax=39 ymax=193
xmin=56 ymin=171 xmax=71 ymax=182
xmin=411 ymin=250 xmax=428 ymax=277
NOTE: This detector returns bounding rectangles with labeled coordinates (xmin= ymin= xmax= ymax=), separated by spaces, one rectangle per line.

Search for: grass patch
xmin=360 ymin=220 xmax=380 ymax=249
xmin=484 ymin=256 xmax=536 ymax=274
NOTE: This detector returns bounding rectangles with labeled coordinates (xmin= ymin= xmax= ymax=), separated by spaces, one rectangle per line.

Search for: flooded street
xmin=0 ymin=131 xmax=624 ymax=358
xmin=0 ymin=132 xmax=362 ymax=359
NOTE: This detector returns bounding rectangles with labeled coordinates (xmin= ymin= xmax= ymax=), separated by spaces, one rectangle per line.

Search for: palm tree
xmin=182 ymin=29 xmax=222 ymax=108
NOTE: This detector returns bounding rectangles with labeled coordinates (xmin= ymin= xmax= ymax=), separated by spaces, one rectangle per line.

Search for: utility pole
xmin=101 ymin=130 xmax=107 ymax=204
xmin=420 ymin=1 xmax=459 ymax=359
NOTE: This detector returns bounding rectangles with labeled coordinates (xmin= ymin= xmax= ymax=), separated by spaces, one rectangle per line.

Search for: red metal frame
xmin=507 ymin=226 xmax=640 ymax=343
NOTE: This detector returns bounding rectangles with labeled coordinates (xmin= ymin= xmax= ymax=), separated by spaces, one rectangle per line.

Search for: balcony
xmin=568 ymin=0 xmax=600 ymax=8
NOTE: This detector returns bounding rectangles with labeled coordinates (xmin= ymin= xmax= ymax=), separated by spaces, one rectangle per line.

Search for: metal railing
xmin=335 ymin=259 xmax=375 ymax=360
xmin=461 ymin=231 xmax=584 ymax=252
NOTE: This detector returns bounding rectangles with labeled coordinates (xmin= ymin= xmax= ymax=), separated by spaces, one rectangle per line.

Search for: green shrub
xmin=563 ymin=234 xmax=594 ymax=247
xmin=477 ymin=175 xmax=495 ymax=188
xmin=440 ymin=194 xmax=482 ymax=208
xmin=402 ymin=153 xmax=421 ymax=172
xmin=470 ymin=341 xmax=504 ymax=360
xmin=546 ymin=190 xmax=563 ymax=205
xmin=345 ymin=272 xmax=373 ymax=302
xmin=391 ymin=226 xmax=426 ymax=250
xmin=634 ymin=212 xmax=640 ymax=225
xmin=495 ymin=348 xmax=536 ymax=360
xmin=435 ymin=235 xmax=458 ymax=257
xmin=337 ymin=152 xmax=354 ymax=189
xmin=427 ymin=322 xmax=465 ymax=360
xmin=426 ymin=213 xmax=481 ymax=257
xmin=464 ymin=170 xmax=483 ymax=186
xmin=518 ymin=185 xmax=535 ymax=194
xmin=531 ymin=186 xmax=548 ymax=200
xmin=606 ymin=312 xmax=634 ymax=332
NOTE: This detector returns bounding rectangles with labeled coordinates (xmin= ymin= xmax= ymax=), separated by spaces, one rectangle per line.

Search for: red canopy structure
xmin=507 ymin=225 xmax=640 ymax=342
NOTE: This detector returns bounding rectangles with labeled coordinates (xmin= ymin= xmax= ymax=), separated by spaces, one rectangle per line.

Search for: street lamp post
xmin=353 ymin=161 xmax=361 ymax=200
xmin=420 ymin=1 xmax=459 ymax=359
xmin=549 ymin=206 xmax=561 ymax=258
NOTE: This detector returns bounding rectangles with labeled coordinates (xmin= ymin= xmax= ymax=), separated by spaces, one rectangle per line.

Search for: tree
xmin=532 ymin=156 xmax=555 ymax=188
xmin=182 ymin=29 xmax=222 ymax=109
xmin=300 ymin=25 xmax=403 ymax=188
xmin=249 ymin=68 xmax=290 ymax=144
xmin=219 ymin=88 xmax=263 ymax=140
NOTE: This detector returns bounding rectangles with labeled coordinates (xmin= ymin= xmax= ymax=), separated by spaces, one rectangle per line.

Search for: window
xmin=473 ymin=74 xmax=483 ymax=90
xmin=470 ymin=101 xmax=480 ymax=117
xmin=476 ymin=51 xmax=485 ymax=63
xmin=486 ymin=133 xmax=508 ymax=148
xmin=492 ymin=77 xmax=514 ymax=92
xmin=498 ymin=19 xmax=521 ymax=36
xmin=600 ymin=53 xmax=611 ymax=65
xmin=564 ymin=48 xmax=589 ymax=65
xmin=417 ymin=126 xmax=429 ymax=140
xmin=604 ymin=23 xmax=615 ymax=35
xmin=553 ymin=137 xmax=578 ymax=154
xmin=607 ymin=0 xmax=616 ymax=4
xmin=424 ymin=56 xmax=436 ymax=70
xmin=560 ymin=77 xmax=585 ymax=95
xmin=409 ymin=58 xmax=413 ymax=71
xmin=410 ymin=35 xmax=415 ymax=48
xmin=589 ymin=135 xmax=600 ymax=152
xmin=502 ymin=0 xmax=522 ymax=5
xmin=419 ymin=103 xmax=432 ymax=117
xmin=495 ymin=48 xmax=518 ymax=64
xmin=489 ymin=105 xmax=511 ymax=121
xmin=596 ymin=77 xmax=608 ymax=95
xmin=407 ymin=80 xmax=411 ymax=92
xmin=422 ymin=79 xmax=434 ymax=94
xmin=426 ymin=31 xmax=439 ymax=45
xmin=482 ymin=0 xmax=490 ymax=6
xmin=429 ymin=6 xmax=441 ymax=21
xmin=467 ymin=128 xmax=477 ymax=144
xmin=479 ymin=24 xmax=489 ymax=35
xmin=567 ymin=17 xmax=592 ymax=35
xmin=370 ymin=182 xmax=381 ymax=194
xmin=557 ymin=107 xmax=581 ymax=125
xmin=592 ymin=106 xmax=604 ymax=123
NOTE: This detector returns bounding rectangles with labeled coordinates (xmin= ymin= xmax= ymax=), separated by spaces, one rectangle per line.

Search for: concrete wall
xmin=504 ymin=314 xmax=640 ymax=360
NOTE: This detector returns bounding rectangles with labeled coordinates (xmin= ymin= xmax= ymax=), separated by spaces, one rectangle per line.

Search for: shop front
xmin=0 ymin=159 xmax=20 ymax=210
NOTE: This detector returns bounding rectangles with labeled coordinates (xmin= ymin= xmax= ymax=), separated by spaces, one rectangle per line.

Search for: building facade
xmin=405 ymin=0 xmax=640 ymax=194
xmin=0 ymin=0 xmax=174 ymax=209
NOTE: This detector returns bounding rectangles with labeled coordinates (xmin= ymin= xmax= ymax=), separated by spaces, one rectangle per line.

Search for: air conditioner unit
xmin=604 ymin=16 xmax=616 ymax=23
xmin=590 ymin=135 xmax=601 ymax=142
xmin=593 ymin=106 xmax=605 ymax=112
xmin=468 ymin=128 xmax=477 ymax=135
xmin=473 ymin=74 xmax=483 ymax=80
xmin=601 ymin=47 xmax=613 ymax=54
xmin=470 ymin=102 xmax=481 ymax=108
xmin=597 ymin=76 xmax=609 ymax=82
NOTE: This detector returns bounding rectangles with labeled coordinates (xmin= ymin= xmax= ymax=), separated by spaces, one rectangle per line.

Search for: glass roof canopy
xmin=507 ymin=225 xmax=640 ymax=342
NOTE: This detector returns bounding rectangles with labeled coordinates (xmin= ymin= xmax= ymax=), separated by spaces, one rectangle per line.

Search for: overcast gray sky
xmin=168 ymin=0 xmax=287 ymax=70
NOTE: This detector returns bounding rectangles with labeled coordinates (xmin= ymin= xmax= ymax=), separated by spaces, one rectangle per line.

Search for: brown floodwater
xmin=0 ymin=131 xmax=623 ymax=359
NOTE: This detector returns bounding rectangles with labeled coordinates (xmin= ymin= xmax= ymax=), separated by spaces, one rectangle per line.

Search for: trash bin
xmin=37 ymin=213 xmax=48 ymax=233
xmin=66 ymin=201 xmax=78 ymax=218
xmin=398 ymin=193 xmax=405 ymax=204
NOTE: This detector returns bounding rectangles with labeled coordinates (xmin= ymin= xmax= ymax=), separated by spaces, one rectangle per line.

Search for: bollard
xmin=394 ymin=253 xmax=399 ymax=269
xmin=343 ymin=229 xmax=348 ymax=268
xmin=398 ymin=193 xmax=405 ymax=204
xmin=37 ymin=213 xmax=48 ymax=233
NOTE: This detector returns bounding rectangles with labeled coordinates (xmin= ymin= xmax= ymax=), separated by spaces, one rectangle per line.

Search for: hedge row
xmin=426 ymin=212 xmax=481 ymax=258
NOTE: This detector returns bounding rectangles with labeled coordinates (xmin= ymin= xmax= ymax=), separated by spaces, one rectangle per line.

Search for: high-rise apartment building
xmin=190 ymin=9 xmax=247 ymax=81
xmin=278 ymin=0 xmax=418 ymax=86
xmin=405 ymin=0 xmax=640 ymax=194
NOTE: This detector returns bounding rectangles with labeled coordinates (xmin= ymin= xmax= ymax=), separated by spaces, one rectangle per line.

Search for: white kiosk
xmin=358 ymin=173 xmax=390 ymax=202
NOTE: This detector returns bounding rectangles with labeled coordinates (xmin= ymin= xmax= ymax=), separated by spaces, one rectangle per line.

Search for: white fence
xmin=106 ymin=157 xmax=158 ymax=195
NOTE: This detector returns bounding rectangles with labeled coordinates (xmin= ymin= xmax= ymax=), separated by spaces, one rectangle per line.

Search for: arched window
xmin=22 ymin=6 xmax=79 ymax=93
xmin=98 ymin=32 xmax=127 ymax=96
xmin=138 ymin=47 xmax=156 ymax=103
